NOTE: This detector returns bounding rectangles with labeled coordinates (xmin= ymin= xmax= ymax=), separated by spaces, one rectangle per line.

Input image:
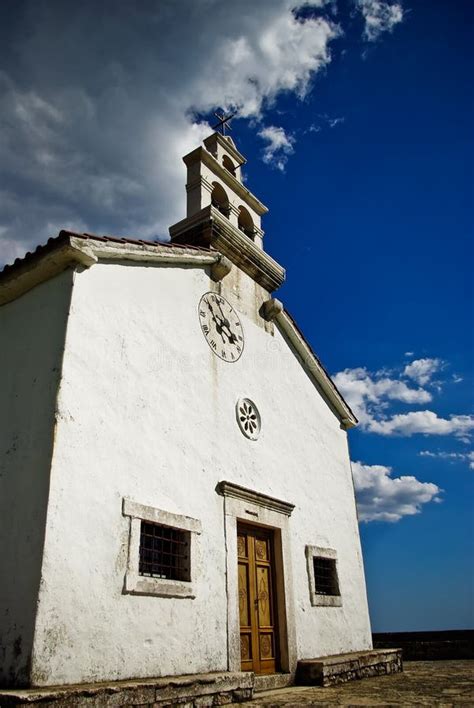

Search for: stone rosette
xmin=236 ymin=397 xmax=261 ymax=440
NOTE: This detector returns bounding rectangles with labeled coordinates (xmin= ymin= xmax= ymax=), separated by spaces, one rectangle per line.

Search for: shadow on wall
xmin=0 ymin=270 xmax=74 ymax=687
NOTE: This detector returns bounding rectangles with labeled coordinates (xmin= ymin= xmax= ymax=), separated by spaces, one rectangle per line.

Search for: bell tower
xmin=169 ymin=132 xmax=285 ymax=294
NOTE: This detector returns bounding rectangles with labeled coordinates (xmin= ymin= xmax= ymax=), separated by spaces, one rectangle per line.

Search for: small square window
xmin=313 ymin=556 xmax=339 ymax=596
xmin=123 ymin=499 xmax=201 ymax=598
xmin=139 ymin=521 xmax=190 ymax=582
xmin=305 ymin=545 xmax=342 ymax=607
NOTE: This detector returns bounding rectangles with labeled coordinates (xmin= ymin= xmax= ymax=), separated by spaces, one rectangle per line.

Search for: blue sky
xmin=232 ymin=0 xmax=474 ymax=631
xmin=1 ymin=0 xmax=472 ymax=631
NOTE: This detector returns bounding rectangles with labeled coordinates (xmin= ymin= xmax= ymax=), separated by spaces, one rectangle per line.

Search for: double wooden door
xmin=238 ymin=524 xmax=278 ymax=674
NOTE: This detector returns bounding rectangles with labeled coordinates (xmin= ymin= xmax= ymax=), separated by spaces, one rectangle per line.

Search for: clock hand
xmin=206 ymin=300 xmax=222 ymax=326
xmin=206 ymin=300 xmax=227 ymax=343
xmin=221 ymin=321 xmax=238 ymax=344
xmin=214 ymin=299 xmax=239 ymax=344
xmin=216 ymin=299 xmax=228 ymax=325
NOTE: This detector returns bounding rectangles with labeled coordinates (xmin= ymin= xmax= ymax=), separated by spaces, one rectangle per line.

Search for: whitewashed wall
xmin=0 ymin=271 xmax=73 ymax=687
xmin=12 ymin=260 xmax=371 ymax=686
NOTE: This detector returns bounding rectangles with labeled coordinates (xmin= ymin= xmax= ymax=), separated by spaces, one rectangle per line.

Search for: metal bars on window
xmin=139 ymin=521 xmax=190 ymax=582
xmin=313 ymin=556 xmax=340 ymax=596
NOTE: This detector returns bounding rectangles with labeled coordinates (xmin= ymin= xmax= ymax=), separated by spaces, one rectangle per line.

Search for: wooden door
xmin=237 ymin=524 xmax=278 ymax=674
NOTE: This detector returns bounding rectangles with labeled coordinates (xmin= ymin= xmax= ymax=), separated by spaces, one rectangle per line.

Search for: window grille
xmin=313 ymin=556 xmax=340 ymax=596
xmin=139 ymin=521 xmax=190 ymax=582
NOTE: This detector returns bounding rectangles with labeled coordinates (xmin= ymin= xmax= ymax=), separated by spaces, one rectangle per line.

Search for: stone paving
xmin=243 ymin=661 xmax=474 ymax=706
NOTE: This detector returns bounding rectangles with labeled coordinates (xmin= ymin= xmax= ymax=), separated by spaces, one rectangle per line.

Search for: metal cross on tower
xmin=212 ymin=111 xmax=235 ymax=136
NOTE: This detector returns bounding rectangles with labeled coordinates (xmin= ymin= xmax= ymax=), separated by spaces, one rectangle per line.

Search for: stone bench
xmin=296 ymin=648 xmax=403 ymax=687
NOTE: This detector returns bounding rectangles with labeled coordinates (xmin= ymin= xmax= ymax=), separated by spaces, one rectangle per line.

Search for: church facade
xmin=0 ymin=133 xmax=373 ymax=690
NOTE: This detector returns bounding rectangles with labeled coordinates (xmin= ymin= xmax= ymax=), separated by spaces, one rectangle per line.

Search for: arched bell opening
xmin=238 ymin=206 xmax=255 ymax=240
xmin=222 ymin=155 xmax=236 ymax=177
xmin=211 ymin=182 xmax=230 ymax=218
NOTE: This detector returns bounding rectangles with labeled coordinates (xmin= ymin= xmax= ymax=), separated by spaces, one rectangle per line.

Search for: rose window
xmin=236 ymin=398 xmax=261 ymax=440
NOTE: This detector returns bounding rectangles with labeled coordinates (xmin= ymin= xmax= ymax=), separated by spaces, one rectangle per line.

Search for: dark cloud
xmin=0 ymin=0 xmax=401 ymax=264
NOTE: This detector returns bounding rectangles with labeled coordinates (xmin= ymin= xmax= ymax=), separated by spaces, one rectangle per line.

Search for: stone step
xmin=253 ymin=673 xmax=292 ymax=692
xmin=296 ymin=648 xmax=403 ymax=687
xmin=0 ymin=671 xmax=253 ymax=707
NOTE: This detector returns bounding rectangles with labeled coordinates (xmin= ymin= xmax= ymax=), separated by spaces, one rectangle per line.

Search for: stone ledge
xmin=169 ymin=205 xmax=285 ymax=293
xmin=253 ymin=674 xmax=292 ymax=693
xmin=0 ymin=671 xmax=253 ymax=707
xmin=295 ymin=648 xmax=403 ymax=687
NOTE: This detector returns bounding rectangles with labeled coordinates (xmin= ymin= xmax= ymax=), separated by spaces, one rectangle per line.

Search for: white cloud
xmin=404 ymin=358 xmax=443 ymax=386
xmin=420 ymin=450 xmax=463 ymax=461
xmin=352 ymin=460 xmax=441 ymax=522
xmin=333 ymin=366 xmax=432 ymax=427
xmin=334 ymin=364 xmax=473 ymax=441
xmin=307 ymin=113 xmax=345 ymax=133
xmin=0 ymin=0 xmax=343 ymax=265
xmin=356 ymin=0 xmax=404 ymax=42
xmin=258 ymin=125 xmax=295 ymax=171
xmin=420 ymin=449 xmax=474 ymax=469
xmin=368 ymin=411 xmax=474 ymax=439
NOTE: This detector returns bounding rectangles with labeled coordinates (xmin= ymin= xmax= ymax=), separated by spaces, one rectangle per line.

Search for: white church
xmin=0 ymin=132 xmax=401 ymax=705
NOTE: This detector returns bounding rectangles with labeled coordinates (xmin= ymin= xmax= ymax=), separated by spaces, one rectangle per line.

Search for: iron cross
xmin=213 ymin=111 xmax=235 ymax=136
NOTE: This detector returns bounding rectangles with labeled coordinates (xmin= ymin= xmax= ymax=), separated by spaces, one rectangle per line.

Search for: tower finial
xmin=212 ymin=111 xmax=235 ymax=136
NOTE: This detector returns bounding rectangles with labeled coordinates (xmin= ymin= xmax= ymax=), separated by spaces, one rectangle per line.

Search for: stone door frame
xmin=217 ymin=481 xmax=297 ymax=675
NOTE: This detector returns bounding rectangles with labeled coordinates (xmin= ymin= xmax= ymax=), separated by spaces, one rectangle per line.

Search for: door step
xmin=253 ymin=673 xmax=293 ymax=692
xmin=296 ymin=648 xmax=402 ymax=687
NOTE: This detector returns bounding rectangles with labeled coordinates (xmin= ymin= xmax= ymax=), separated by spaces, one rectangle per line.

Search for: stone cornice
xmin=183 ymin=147 xmax=268 ymax=216
xmin=0 ymin=239 xmax=96 ymax=306
xmin=169 ymin=206 xmax=285 ymax=292
xmin=278 ymin=309 xmax=357 ymax=429
xmin=261 ymin=300 xmax=357 ymax=429
xmin=186 ymin=175 xmax=214 ymax=194
xmin=0 ymin=233 xmax=219 ymax=306
xmin=78 ymin=238 xmax=216 ymax=266
xmin=228 ymin=203 xmax=240 ymax=217
xmin=216 ymin=481 xmax=295 ymax=517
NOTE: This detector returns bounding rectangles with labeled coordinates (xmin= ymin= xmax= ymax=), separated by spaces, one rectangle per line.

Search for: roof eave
xmin=0 ymin=232 xmax=219 ymax=307
xmin=262 ymin=299 xmax=358 ymax=429
xmin=0 ymin=236 xmax=96 ymax=306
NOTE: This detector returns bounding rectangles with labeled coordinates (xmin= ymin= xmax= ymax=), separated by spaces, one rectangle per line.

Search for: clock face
xmin=198 ymin=292 xmax=244 ymax=362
